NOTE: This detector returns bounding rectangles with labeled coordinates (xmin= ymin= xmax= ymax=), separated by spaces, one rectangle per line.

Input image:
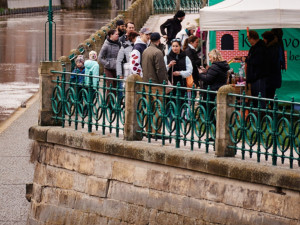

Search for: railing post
xmin=38 ymin=61 xmax=62 ymax=126
xmin=215 ymin=85 xmax=236 ymax=157
xmin=124 ymin=74 xmax=143 ymax=141
xmin=176 ymin=0 xmax=180 ymax=11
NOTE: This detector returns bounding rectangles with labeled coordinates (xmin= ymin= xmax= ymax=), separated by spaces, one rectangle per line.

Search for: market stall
xmin=199 ymin=0 xmax=300 ymax=101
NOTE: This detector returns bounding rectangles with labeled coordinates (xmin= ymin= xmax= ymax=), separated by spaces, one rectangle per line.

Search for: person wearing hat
xmin=129 ymin=27 xmax=151 ymax=77
xmin=141 ymin=32 xmax=168 ymax=136
xmin=176 ymin=22 xmax=197 ymax=47
xmin=160 ymin=10 xmax=185 ymax=49
xmin=142 ymin=32 xmax=168 ymax=84
xmin=70 ymin=55 xmax=85 ymax=85
xmin=116 ymin=20 xmax=126 ymax=37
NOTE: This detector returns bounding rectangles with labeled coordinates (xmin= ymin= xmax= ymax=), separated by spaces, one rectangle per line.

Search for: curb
xmin=0 ymin=92 xmax=39 ymax=134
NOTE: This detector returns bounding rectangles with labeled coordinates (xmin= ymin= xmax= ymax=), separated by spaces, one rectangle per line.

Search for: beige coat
xmin=142 ymin=43 xmax=168 ymax=84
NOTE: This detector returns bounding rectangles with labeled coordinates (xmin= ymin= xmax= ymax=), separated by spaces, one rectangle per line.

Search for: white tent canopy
xmin=199 ymin=0 xmax=300 ymax=31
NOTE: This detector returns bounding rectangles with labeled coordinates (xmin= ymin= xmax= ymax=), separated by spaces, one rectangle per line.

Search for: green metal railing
xmin=153 ymin=0 xmax=202 ymax=14
xmin=228 ymin=92 xmax=300 ymax=168
xmin=51 ymin=69 xmax=125 ymax=136
xmin=136 ymin=80 xmax=217 ymax=151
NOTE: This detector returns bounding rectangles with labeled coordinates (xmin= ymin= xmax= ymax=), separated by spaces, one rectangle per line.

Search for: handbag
xmin=186 ymin=74 xmax=194 ymax=88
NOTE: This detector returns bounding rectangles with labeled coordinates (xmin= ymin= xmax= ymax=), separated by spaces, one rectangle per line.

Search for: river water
xmin=0 ymin=9 xmax=115 ymax=123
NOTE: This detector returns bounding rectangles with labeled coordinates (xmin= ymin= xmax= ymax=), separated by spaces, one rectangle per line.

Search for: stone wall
xmin=27 ymin=125 xmax=300 ymax=225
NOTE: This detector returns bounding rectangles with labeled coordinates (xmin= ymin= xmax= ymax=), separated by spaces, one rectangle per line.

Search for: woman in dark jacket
xmin=183 ymin=35 xmax=202 ymax=87
xmin=199 ymin=49 xmax=229 ymax=91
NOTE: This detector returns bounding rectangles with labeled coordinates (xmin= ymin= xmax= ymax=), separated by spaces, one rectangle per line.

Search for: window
xmin=221 ymin=34 xmax=234 ymax=50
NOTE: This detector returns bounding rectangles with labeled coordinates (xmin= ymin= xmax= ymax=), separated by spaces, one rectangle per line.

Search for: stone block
xmin=183 ymin=217 xmax=197 ymax=225
xmin=242 ymin=189 xmax=263 ymax=211
xmin=282 ymin=194 xmax=300 ymax=220
xmin=148 ymin=170 xmax=170 ymax=192
xmin=181 ymin=197 xmax=205 ymax=219
xmin=58 ymin=189 xmax=77 ymax=209
xmin=108 ymin=218 xmax=123 ymax=225
xmin=188 ymin=176 xmax=208 ymax=199
xmin=261 ymin=214 xmax=297 ymax=225
xmin=33 ymin=163 xmax=47 ymax=186
xmin=73 ymin=193 xmax=105 ymax=214
xmin=28 ymin=125 xmax=50 ymax=142
xmin=42 ymin=187 xmax=59 ymax=205
xmin=108 ymin=181 xmax=149 ymax=207
xmin=146 ymin=189 xmax=174 ymax=212
xmin=56 ymin=170 xmax=74 ymax=189
xmin=112 ymin=161 xmax=135 ymax=183
xmin=239 ymin=209 xmax=264 ymax=225
xmin=73 ymin=173 xmax=87 ymax=193
xmin=94 ymin=157 xmax=112 ymax=179
xmin=85 ymin=176 xmax=108 ymax=197
xmin=133 ymin=166 xmax=150 ymax=187
xmin=101 ymin=199 xmax=128 ymax=220
xmin=223 ymin=184 xmax=248 ymax=207
xmin=261 ymin=191 xmax=285 ymax=216
xmin=165 ymin=151 xmax=188 ymax=168
xmin=78 ymin=155 xmax=95 ymax=175
xmin=202 ymin=179 xmax=225 ymax=203
xmin=155 ymin=211 xmax=179 ymax=225
xmin=169 ymin=174 xmax=190 ymax=196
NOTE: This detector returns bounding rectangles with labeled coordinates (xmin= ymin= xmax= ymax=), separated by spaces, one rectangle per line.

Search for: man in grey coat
xmin=142 ymin=32 xmax=168 ymax=136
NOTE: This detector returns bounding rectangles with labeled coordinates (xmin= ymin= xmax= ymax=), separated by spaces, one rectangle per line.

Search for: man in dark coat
xmin=160 ymin=10 xmax=185 ymax=49
xmin=245 ymin=30 xmax=267 ymax=99
xmin=262 ymin=31 xmax=282 ymax=99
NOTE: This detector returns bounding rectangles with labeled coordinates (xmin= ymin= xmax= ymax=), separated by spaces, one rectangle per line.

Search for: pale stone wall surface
xmin=27 ymin=126 xmax=300 ymax=225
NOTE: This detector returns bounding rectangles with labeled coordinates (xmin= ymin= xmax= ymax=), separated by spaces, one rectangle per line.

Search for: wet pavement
xmin=0 ymin=9 xmax=114 ymax=123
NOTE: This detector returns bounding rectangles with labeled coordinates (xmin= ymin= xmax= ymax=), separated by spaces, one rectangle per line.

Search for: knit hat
xmin=75 ymin=55 xmax=84 ymax=64
xmin=116 ymin=20 xmax=124 ymax=26
xmin=139 ymin=27 xmax=151 ymax=34
xmin=89 ymin=51 xmax=97 ymax=61
xmin=186 ymin=23 xmax=196 ymax=31
xmin=175 ymin=10 xmax=185 ymax=18
xmin=150 ymin=32 xmax=161 ymax=41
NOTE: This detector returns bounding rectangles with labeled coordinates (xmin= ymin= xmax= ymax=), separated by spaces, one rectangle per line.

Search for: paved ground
xmin=0 ymin=94 xmax=38 ymax=225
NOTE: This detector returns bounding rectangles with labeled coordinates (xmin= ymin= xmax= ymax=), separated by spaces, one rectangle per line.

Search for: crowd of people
xmin=70 ymin=10 xmax=284 ymax=108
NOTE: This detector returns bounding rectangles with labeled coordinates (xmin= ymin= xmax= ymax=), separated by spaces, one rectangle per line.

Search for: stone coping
xmin=29 ymin=125 xmax=300 ymax=192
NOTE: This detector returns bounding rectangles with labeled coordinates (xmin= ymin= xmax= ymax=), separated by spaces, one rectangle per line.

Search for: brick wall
xmin=27 ymin=126 xmax=300 ymax=225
